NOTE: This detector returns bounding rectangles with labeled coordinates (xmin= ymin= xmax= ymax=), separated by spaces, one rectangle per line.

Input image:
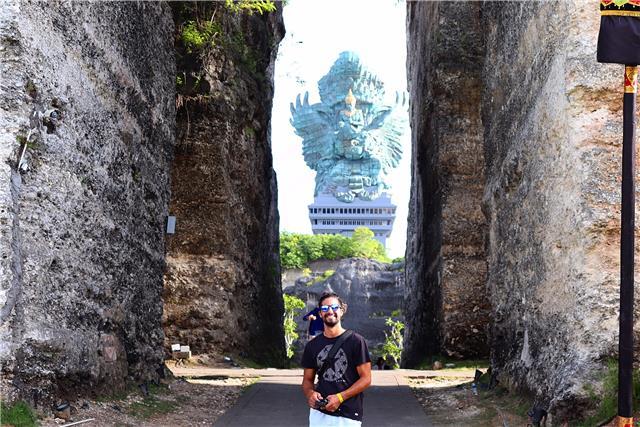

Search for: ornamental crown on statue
xmin=290 ymin=51 xmax=407 ymax=203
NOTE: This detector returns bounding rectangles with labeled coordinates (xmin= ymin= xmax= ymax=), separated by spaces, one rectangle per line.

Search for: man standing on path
xmin=301 ymin=292 xmax=372 ymax=426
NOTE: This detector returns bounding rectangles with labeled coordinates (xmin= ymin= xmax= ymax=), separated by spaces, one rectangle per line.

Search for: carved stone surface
xmin=0 ymin=1 xmax=174 ymax=402
xmin=406 ymin=0 xmax=624 ymax=419
xmin=163 ymin=3 xmax=286 ymax=366
xmin=403 ymin=1 xmax=489 ymax=366
xmin=481 ymin=2 xmax=620 ymax=418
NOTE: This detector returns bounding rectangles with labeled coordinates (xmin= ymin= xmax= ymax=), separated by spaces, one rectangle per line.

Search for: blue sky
xmin=271 ymin=0 xmax=410 ymax=259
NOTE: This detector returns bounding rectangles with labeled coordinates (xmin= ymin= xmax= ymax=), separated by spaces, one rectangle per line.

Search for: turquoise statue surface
xmin=290 ymin=51 xmax=407 ymax=203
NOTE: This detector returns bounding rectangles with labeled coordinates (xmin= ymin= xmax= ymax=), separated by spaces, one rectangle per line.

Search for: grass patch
xmin=148 ymin=382 xmax=170 ymax=396
xmin=95 ymin=384 xmax=136 ymax=402
xmin=0 ymin=400 xmax=38 ymax=427
xmin=411 ymin=380 xmax=530 ymax=426
xmin=127 ymin=396 xmax=178 ymax=420
xmin=416 ymin=355 xmax=489 ymax=371
xmin=574 ymin=359 xmax=640 ymax=427
xmin=308 ymin=270 xmax=335 ymax=286
xmin=231 ymin=354 xmax=266 ymax=369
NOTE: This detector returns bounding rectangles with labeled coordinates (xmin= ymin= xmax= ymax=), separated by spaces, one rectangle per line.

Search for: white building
xmin=308 ymin=193 xmax=396 ymax=247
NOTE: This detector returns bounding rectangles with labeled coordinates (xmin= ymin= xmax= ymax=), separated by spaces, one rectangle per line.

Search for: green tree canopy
xmin=280 ymin=227 xmax=390 ymax=269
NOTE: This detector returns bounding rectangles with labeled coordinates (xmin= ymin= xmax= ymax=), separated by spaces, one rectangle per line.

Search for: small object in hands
xmin=471 ymin=383 xmax=478 ymax=396
xmin=315 ymin=398 xmax=329 ymax=410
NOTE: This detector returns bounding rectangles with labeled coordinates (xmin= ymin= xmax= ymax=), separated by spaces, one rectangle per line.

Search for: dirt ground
xmin=409 ymin=372 xmax=531 ymax=427
xmin=36 ymin=361 xmax=257 ymax=427
xmin=17 ymin=362 xmax=536 ymax=427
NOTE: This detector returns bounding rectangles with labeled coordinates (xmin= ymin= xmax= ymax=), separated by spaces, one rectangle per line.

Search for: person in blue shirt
xmin=303 ymin=307 xmax=324 ymax=338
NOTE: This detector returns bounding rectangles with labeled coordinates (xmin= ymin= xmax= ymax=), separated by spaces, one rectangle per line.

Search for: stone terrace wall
xmin=163 ymin=4 xmax=286 ymax=366
xmin=403 ymin=1 xmax=489 ymax=366
xmin=0 ymin=1 xmax=175 ymax=403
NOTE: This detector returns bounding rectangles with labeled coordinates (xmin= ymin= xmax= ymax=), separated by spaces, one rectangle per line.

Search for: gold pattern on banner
xmin=601 ymin=9 xmax=640 ymax=16
xmin=625 ymin=66 xmax=639 ymax=94
xmin=618 ymin=416 xmax=633 ymax=427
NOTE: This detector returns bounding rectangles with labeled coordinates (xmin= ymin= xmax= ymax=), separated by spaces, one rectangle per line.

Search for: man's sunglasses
xmin=320 ymin=304 xmax=341 ymax=312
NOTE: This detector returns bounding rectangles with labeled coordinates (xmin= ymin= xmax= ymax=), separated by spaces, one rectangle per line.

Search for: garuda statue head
xmin=290 ymin=51 xmax=407 ymax=203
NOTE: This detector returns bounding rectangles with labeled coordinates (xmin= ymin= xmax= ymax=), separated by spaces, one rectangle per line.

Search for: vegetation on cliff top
xmin=173 ymin=0 xmax=275 ymax=98
xmin=280 ymin=227 xmax=390 ymax=269
xmin=224 ymin=0 xmax=276 ymax=15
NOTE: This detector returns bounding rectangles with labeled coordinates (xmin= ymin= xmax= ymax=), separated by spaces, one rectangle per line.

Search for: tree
xmin=351 ymin=227 xmax=389 ymax=263
xmin=279 ymin=228 xmax=390 ymax=268
xmin=300 ymin=234 xmax=324 ymax=261
xmin=280 ymin=232 xmax=306 ymax=269
xmin=381 ymin=317 xmax=404 ymax=368
xmin=283 ymin=294 xmax=306 ymax=358
xmin=322 ymin=234 xmax=353 ymax=260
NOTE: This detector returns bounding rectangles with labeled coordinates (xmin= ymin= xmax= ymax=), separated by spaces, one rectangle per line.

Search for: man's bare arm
xmin=302 ymin=368 xmax=323 ymax=408
xmin=324 ymin=362 xmax=372 ymax=412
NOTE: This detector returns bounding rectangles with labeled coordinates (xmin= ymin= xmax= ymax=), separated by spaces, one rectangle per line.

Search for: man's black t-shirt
xmin=301 ymin=331 xmax=371 ymax=421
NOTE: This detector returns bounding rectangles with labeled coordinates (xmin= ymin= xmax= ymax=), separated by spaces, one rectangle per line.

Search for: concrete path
xmin=209 ymin=370 xmax=435 ymax=427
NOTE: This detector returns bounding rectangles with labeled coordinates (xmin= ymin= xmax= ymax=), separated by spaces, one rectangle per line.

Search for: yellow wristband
xmin=337 ymin=393 xmax=344 ymax=403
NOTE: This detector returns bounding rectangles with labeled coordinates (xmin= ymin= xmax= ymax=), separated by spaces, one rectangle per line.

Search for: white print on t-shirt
xmin=317 ymin=345 xmax=348 ymax=382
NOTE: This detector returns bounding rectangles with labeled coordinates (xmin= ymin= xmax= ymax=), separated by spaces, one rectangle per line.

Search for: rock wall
xmin=482 ymin=1 xmax=620 ymax=419
xmin=403 ymin=1 xmax=489 ymax=366
xmin=163 ymin=3 xmax=286 ymax=366
xmin=286 ymin=258 xmax=404 ymax=359
xmin=406 ymin=0 xmax=624 ymax=419
xmin=282 ymin=259 xmax=342 ymax=291
xmin=0 ymin=1 xmax=175 ymax=403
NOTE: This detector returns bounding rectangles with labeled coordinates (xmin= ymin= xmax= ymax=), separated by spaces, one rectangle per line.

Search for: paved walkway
xmin=203 ymin=370 xmax=437 ymax=427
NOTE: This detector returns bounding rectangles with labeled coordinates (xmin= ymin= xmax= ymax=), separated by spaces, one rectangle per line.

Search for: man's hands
xmin=306 ymin=392 xmax=341 ymax=412
xmin=306 ymin=391 xmax=323 ymax=409
xmin=302 ymin=368 xmax=344 ymax=413
xmin=323 ymin=394 xmax=341 ymax=412
xmin=308 ymin=314 xmax=316 ymax=321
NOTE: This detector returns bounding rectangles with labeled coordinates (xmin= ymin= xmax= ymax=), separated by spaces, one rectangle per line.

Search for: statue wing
xmin=365 ymin=93 xmax=408 ymax=175
xmin=290 ymin=92 xmax=334 ymax=171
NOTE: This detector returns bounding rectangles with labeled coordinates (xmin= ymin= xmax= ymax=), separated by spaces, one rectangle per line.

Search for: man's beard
xmin=323 ymin=314 xmax=339 ymax=327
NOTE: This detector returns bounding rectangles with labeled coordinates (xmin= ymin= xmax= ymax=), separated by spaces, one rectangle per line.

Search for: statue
xmin=290 ymin=51 xmax=407 ymax=203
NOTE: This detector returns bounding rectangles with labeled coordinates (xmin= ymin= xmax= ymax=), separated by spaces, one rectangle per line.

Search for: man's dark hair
xmin=318 ymin=291 xmax=345 ymax=307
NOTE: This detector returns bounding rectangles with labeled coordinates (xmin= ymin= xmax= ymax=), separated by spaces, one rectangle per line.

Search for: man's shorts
xmin=309 ymin=408 xmax=362 ymax=426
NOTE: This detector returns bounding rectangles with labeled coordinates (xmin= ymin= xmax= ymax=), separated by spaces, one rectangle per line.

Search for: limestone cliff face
xmin=482 ymin=2 xmax=620 ymax=418
xmin=406 ymin=0 xmax=623 ymax=418
xmin=0 ymin=1 xmax=175 ymax=402
xmin=403 ymin=1 xmax=489 ymax=367
xmin=163 ymin=4 xmax=286 ymax=366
